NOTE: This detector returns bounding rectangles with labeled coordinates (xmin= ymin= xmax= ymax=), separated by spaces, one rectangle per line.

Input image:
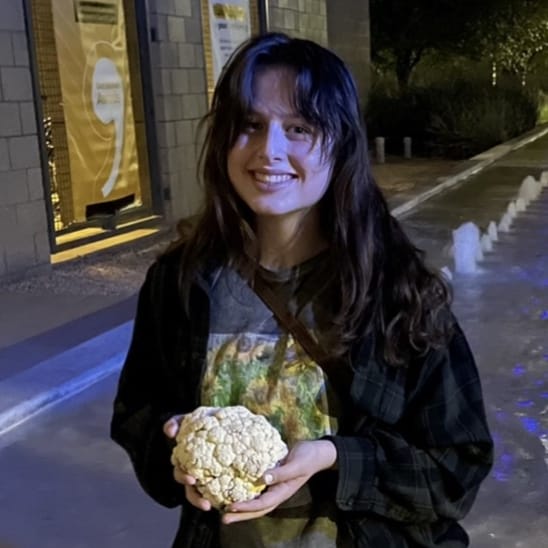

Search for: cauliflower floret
xmin=171 ymin=405 xmax=288 ymax=508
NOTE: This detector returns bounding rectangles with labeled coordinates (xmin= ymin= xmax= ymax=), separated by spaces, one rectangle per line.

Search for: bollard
xmin=480 ymin=233 xmax=493 ymax=253
xmin=515 ymin=197 xmax=526 ymax=212
xmin=487 ymin=221 xmax=498 ymax=242
xmin=403 ymin=137 xmax=412 ymax=159
xmin=375 ymin=137 xmax=385 ymax=164
xmin=452 ymin=222 xmax=481 ymax=274
xmin=518 ymin=175 xmax=540 ymax=204
xmin=498 ymin=212 xmax=512 ymax=233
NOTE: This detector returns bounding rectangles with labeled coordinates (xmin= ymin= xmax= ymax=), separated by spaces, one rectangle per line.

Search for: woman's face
xmin=227 ymin=67 xmax=332 ymax=224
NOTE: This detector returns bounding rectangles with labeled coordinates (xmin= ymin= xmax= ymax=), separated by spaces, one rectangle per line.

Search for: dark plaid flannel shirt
xmin=110 ymin=248 xmax=493 ymax=548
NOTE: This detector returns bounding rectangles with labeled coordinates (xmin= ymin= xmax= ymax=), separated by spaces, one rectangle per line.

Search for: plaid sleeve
xmin=325 ymin=323 xmax=493 ymax=524
xmin=110 ymin=263 xmax=185 ymax=508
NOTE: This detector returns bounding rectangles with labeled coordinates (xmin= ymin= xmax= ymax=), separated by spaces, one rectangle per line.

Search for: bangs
xmin=241 ymin=62 xmax=341 ymax=155
xmin=292 ymin=67 xmax=341 ymax=154
xmin=212 ymin=35 xmax=355 ymax=157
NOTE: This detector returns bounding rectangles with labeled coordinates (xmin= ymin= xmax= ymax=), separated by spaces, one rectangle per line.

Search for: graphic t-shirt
xmin=200 ymin=253 xmax=344 ymax=547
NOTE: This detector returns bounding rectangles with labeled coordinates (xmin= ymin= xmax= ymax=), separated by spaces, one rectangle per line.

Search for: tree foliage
xmin=476 ymin=0 xmax=548 ymax=82
xmin=370 ymin=0 xmax=548 ymax=89
xmin=370 ymin=0 xmax=491 ymax=90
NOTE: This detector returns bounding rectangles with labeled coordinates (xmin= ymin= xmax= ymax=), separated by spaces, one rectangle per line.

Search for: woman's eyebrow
xmin=245 ymin=109 xmax=261 ymax=117
xmin=245 ymin=107 xmax=306 ymax=121
xmin=246 ymin=109 xmax=307 ymax=121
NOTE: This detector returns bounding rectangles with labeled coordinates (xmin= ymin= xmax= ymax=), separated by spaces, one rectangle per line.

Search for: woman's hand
xmin=221 ymin=439 xmax=337 ymax=524
xmin=163 ymin=414 xmax=213 ymax=512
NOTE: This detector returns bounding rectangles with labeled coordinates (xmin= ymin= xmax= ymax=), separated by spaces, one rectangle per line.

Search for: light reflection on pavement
xmin=403 ymin=186 xmax=548 ymax=547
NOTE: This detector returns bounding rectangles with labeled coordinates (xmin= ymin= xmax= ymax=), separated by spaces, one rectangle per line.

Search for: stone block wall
xmin=144 ymin=0 xmax=369 ymax=226
xmin=0 ymin=0 xmax=370 ymax=280
xmin=147 ymin=0 xmax=208 ymax=223
xmin=268 ymin=0 xmax=328 ymax=45
xmin=146 ymin=0 xmax=331 ymax=225
xmin=326 ymin=0 xmax=371 ymax=103
xmin=0 ymin=0 xmax=48 ymax=279
xmin=268 ymin=0 xmax=371 ymax=101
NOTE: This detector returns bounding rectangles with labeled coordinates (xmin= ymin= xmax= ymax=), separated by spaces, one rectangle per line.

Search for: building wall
xmin=147 ymin=0 xmax=332 ymax=226
xmin=147 ymin=0 xmax=208 ymax=223
xmin=148 ymin=0 xmax=371 ymax=227
xmin=0 ymin=0 xmax=369 ymax=280
xmin=326 ymin=0 xmax=371 ymax=103
xmin=0 ymin=0 xmax=48 ymax=279
xmin=268 ymin=0 xmax=328 ymax=45
xmin=268 ymin=0 xmax=371 ymax=100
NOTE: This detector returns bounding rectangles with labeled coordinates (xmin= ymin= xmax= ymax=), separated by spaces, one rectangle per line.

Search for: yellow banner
xmin=52 ymin=0 xmax=140 ymax=222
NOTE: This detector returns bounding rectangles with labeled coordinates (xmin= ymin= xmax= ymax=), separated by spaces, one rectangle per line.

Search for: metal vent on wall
xmin=73 ymin=1 xmax=118 ymax=25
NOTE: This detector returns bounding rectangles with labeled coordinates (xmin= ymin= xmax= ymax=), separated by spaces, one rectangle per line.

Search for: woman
xmin=111 ymin=32 xmax=493 ymax=547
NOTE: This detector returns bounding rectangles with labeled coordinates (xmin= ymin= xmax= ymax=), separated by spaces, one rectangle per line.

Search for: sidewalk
xmin=1 ymin=123 xmax=547 ymax=436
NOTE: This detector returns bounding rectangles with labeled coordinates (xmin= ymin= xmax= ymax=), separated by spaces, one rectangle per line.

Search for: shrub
xmin=365 ymin=83 xmax=432 ymax=156
xmin=365 ymin=78 xmax=540 ymax=158
xmin=425 ymin=80 xmax=539 ymax=157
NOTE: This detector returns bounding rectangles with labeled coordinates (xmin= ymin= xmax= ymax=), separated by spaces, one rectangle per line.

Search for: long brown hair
xmin=176 ymin=32 xmax=452 ymax=366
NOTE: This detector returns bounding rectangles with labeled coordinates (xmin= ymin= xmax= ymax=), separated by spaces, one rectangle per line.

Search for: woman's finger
xmin=171 ymin=468 xmax=211 ymax=511
xmin=262 ymin=440 xmax=337 ymax=485
xmin=261 ymin=458 xmax=305 ymax=487
xmin=228 ymin=481 xmax=297 ymax=513
xmin=222 ymin=506 xmax=276 ymax=524
xmin=184 ymin=484 xmax=212 ymax=511
xmin=163 ymin=414 xmax=184 ymax=438
xmin=173 ymin=467 xmax=197 ymax=486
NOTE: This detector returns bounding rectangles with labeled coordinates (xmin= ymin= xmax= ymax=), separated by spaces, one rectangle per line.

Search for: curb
xmin=390 ymin=124 xmax=548 ymax=218
xmin=2 ymin=125 xmax=548 ymax=437
xmin=0 ymin=321 xmax=132 ymax=436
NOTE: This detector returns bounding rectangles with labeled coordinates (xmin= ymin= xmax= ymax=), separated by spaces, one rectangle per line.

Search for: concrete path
xmin=0 ymin=375 xmax=177 ymax=548
xmin=0 ymin=125 xmax=547 ymax=546
xmin=0 ymin=142 xmax=546 ymax=547
xmin=2 ymin=125 xmax=545 ymax=438
xmin=456 ymin=187 xmax=548 ymax=547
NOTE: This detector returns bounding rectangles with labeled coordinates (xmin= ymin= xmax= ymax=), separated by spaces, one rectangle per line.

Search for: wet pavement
xmin=0 ymin=132 xmax=547 ymax=546
xmin=0 ymin=375 xmax=177 ymax=548
xmin=429 ymin=189 xmax=548 ymax=546
xmin=396 ymin=135 xmax=548 ymax=546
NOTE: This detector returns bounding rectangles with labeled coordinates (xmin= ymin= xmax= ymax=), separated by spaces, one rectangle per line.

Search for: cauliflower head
xmin=171 ymin=406 xmax=288 ymax=508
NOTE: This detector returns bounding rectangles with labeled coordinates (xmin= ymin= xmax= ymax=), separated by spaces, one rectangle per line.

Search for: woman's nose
xmin=257 ymin=125 xmax=285 ymax=161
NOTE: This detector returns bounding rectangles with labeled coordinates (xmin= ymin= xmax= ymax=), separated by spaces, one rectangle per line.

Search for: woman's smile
xmin=250 ymin=170 xmax=298 ymax=192
xmin=227 ymin=67 xmax=332 ymax=221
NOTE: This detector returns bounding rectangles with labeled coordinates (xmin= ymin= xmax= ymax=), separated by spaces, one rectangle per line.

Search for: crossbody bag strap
xmin=251 ymin=274 xmax=351 ymax=395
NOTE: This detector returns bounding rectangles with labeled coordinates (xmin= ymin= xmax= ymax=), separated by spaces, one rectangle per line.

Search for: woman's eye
xmin=243 ymin=119 xmax=262 ymax=132
xmin=289 ymin=125 xmax=312 ymax=137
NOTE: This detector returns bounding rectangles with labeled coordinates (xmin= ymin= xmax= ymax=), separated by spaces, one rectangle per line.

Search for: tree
xmin=370 ymin=0 xmax=548 ymax=90
xmin=370 ymin=0 xmax=548 ymax=91
xmin=474 ymin=0 xmax=548 ymax=85
xmin=370 ymin=0 xmax=494 ymax=91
